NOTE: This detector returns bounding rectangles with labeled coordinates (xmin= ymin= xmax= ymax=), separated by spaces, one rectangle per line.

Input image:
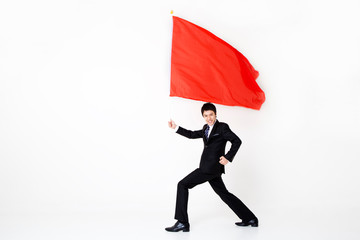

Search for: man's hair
xmin=201 ymin=102 xmax=217 ymax=116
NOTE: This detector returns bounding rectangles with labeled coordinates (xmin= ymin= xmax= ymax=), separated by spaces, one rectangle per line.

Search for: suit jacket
xmin=176 ymin=120 xmax=242 ymax=174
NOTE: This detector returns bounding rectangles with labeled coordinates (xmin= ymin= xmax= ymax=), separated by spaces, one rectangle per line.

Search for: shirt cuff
xmin=174 ymin=125 xmax=179 ymax=132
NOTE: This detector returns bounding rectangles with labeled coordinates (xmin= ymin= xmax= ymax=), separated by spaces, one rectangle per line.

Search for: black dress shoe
xmin=165 ymin=221 xmax=190 ymax=232
xmin=235 ymin=218 xmax=258 ymax=227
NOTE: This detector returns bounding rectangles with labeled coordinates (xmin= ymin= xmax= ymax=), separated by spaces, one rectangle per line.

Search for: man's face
xmin=203 ymin=110 xmax=216 ymax=126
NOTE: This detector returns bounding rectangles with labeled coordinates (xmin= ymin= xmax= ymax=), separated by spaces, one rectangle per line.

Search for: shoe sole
xmin=165 ymin=228 xmax=190 ymax=232
xmin=235 ymin=223 xmax=259 ymax=227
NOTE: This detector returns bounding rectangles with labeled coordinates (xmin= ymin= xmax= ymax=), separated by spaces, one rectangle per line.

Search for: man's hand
xmin=219 ymin=156 xmax=229 ymax=165
xmin=168 ymin=119 xmax=177 ymax=129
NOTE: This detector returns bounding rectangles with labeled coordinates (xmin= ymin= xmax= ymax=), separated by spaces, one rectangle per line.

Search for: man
xmin=165 ymin=102 xmax=258 ymax=232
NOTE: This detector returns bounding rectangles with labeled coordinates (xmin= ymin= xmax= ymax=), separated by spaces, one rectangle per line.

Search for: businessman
xmin=165 ymin=102 xmax=258 ymax=232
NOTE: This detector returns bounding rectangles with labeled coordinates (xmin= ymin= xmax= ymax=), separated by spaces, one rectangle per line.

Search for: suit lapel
xmin=203 ymin=119 xmax=219 ymax=143
xmin=202 ymin=124 xmax=208 ymax=143
xmin=208 ymin=120 xmax=219 ymax=140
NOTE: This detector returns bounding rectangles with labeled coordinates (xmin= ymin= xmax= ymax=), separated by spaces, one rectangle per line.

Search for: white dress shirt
xmin=206 ymin=120 xmax=216 ymax=138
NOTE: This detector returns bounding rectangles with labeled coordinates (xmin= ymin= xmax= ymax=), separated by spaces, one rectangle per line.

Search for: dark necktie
xmin=205 ymin=125 xmax=210 ymax=140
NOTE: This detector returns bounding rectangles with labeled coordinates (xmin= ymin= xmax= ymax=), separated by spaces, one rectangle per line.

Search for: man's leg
xmin=209 ymin=176 xmax=257 ymax=222
xmin=174 ymin=168 xmax=217 ymax=223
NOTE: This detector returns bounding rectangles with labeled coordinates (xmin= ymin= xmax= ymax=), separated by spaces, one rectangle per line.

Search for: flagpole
xmin=169 ymin=98 xmax=174 ymax=126
xmin=169 ymin=10 xmax=174 ymax=122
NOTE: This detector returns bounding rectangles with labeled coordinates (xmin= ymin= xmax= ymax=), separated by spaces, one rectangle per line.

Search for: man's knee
xmin=178 ymin=179 xmax=193 ymax=189
xmin=177 ymin=180 xmax=186 ymax=189
xmin=211 ymin=184 xmax=230 ymax=196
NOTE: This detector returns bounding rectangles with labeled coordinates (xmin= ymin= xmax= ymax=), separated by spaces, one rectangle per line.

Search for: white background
xmin=1 ymin=0 xmax=359 ymax=239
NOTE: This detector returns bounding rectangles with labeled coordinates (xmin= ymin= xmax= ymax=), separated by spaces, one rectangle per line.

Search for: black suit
xmin=174 ymin=120 xmax=256 ymax=223
xmin=177 ymin=120 xmax=241 ymax=174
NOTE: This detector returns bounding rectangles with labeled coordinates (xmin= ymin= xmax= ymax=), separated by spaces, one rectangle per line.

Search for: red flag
xmin=170 ymin=16 xmax=265 ymax=110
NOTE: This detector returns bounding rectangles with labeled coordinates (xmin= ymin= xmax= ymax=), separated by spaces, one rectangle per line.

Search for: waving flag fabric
xmin=170 ymin=16 xmax=265 ymax=110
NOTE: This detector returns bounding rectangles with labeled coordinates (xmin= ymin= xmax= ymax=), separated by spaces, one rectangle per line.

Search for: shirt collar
xmin=208 ymin=119 xmax=217 ymax=129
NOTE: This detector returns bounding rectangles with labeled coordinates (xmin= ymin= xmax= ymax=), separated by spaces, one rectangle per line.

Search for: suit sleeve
xmin=176 ymin=126 xmax=203 ymax=139
xmin=222 ymin=124 xmax=242 ymax=162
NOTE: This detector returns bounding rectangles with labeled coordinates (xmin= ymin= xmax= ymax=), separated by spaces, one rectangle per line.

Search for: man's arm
xmin=176 ymin=126 xmax=203 ymax=139
xmin=168 ymin=119 xmax=203 ymax=139
xmin=222 ymin=123 xmax=242 ymax=162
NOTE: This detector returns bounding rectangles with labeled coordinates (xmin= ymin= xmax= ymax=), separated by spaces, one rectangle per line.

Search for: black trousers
xmin=174 ymin=168 xmax=256 ymax=223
